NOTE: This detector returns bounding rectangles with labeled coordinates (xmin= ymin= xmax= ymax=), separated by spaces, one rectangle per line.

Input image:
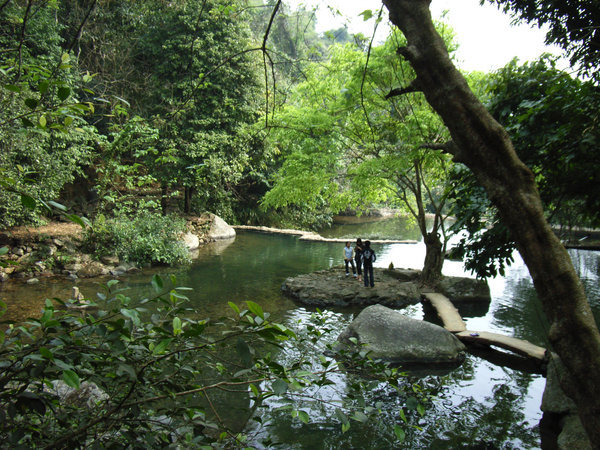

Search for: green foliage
xmin=485 ymin=0 xmax=600 ymax=82
xmin=83 ymin=212 xmax=190 ymax=266
xmin=451 ymin=56 xmax=600 ymax=278
xmin=0 ymin=278 xmax=426 ymax=447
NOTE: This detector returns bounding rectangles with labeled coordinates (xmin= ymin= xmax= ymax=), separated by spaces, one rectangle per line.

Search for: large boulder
xmin=282 ymin=268 xmax=421 ymax=309
xmin=182 ymin=231 xmax=200 ymax=251
xmin=208 ymin=214 xmax=236 ymax=241
xmin=338 ymin=304 xmax=466 ymax=365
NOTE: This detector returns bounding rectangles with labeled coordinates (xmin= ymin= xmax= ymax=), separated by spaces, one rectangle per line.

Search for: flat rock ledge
xmin=281 ymin=267 xmax=421 ymax=309
xmin=338 ymin=304 xmax=466 ymax=365
xmin=281 ymin=267 xmax=490 ymax=308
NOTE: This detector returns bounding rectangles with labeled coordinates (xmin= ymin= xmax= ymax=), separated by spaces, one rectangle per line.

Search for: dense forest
xmin=1 ymin=0 xmax=599 ymax=447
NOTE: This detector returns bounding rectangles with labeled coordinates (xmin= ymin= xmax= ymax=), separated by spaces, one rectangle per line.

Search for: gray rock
xmin=182 ymin=231 xmax=200 ymax=251
xmin=541 ymin=353 xmax=577 ymax=414
xmin=26 ymin=277 xmax=40 ymax=284
xmin=436 ymin=276 xmax=491 ymax=302
xmin=383 ymin=268 xmax=421 ymax=282
xmin=77 ymin=261 xmax=109 ymax=278
xmin=13 ymin=248 xmax=24 ymax=256
xmin=338 ymin=304 xmax=466 ymax=364
xmin=282 ymin=268 xmax=421 ymax=308
xmin=100 ymin=255 xmax=120 ymax=266
xmin=0 ymin=272 xmax=9 ymax=282
xmin=52 ymin=239 xmax=64 ymax=247
xmin=558 ymin=415 xmax=591 ymax=450
xmin=208 ymin=214 xmax=236 ymax=240
xmin=50 ymin=380 xmax=109 ymax=409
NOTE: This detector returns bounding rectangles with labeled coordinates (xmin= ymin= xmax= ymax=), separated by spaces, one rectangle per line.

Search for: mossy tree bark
xmin=382 ymin=0 xmax=600 ymax=445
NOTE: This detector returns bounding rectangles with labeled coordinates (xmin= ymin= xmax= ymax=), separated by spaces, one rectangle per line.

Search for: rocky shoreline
xmin=0 ymin=213 xmax=235 ymax=284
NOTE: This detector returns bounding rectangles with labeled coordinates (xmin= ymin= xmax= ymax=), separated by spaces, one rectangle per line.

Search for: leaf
xmin=394 ymin=424 xmax=406 ymax=442
xmin=38 ymin=80 xmax=49 ymax=94
xmin=0 ymin=247 xmax=8 ymax=256
xmin=172 ymin=317 xmax=182 ymax=335
xmin=236 ymin=337 xmax=252 ymax=367
xmin=272 ymin=378 xmax=288 ymax=395
xmin=417 ymin=403 xmax=425 ymax=416
xmin=47 ymin=200 xmax=68 ymax=211
xmin=20 ymin=194 xmax=36 ymax=210
xmin=120 ymin=308 xmax=140 ymax=326
xmin=246 ymin=301 xmax=264 ymax=319
xmin=39 ymin=347 xmax=53 ymax=360
xmin=359 ymin=9 xmax=373 ymax=21
xmin=342 ymin=422 xmax=351 ymax=433
xmin=38 ymin=115 xmax=47 ymax=127
xmin=25 ymin=98 xmax=38 ymax=109
xmin=61 ymin=53 xmax=70 ymax=63
xmin=152 ymin=338 xmax=173 ymax=355
xmin=5 ymin=84 xmax=21 ymax=93
xmin=228 ymin=301 xmax=240 ymax=314
xmin=297 ymin=410 xmax=310 ymax=424
xmin=406 ymin=396 xmax=418 ymax=411
xmin=117 ymin=363 xmax=137 ymax=380
xmin=152 ymin=274 xmax=163 ymax=292
xmin=62 ymin=369 xmax=80 ymax=389
xmin=57 ymin=87 xmax=70 ymax=101
xmin=352 ymin=411 xmax=368 ymax=423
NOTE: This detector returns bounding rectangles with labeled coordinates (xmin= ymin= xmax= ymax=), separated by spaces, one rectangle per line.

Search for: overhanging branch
xmin=385 ymin=79 xmax=422 ymax=99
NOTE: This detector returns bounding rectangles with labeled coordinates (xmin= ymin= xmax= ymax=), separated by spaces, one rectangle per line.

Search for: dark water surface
xmin=2 ymin=220 xmax=599 ymax=448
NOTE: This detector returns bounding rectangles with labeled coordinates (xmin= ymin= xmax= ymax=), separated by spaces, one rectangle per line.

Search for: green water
xmin=2 ymin=220 xmax=599 ymax=448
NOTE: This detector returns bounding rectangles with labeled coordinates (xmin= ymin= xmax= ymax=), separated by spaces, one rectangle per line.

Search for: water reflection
xmin=1 ymin=218 xmax=599 ymax=448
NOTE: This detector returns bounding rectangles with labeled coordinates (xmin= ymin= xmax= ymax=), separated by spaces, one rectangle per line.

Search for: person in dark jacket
xmin=361 ymin=240 xmax=376 ymax=287
xmin=354 ymin=238 xmax=364 ymax=282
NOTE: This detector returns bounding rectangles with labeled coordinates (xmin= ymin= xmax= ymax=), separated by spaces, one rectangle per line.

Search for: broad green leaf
xmin=38 ymin=80 xmax=49 ymax=94
xmin=61 ymin=53 xmax=70 ymax=63
xmin=20 ymin=194 xmax=36 ymax=210
xmin=152 ymin=274 xmax=163 ymax=292
xmin=228 ymin=301 xmax=240 ymax=314
xmin=39 ymin=347 xmax=53 ymax=360
xmin=359 ymin=9 xmax=373 ymax=21
xmin=342 ymin=422 xmax=351 ymax=433
xmin=272 ymin=378 xmax=288 ymax=395
xmin=417 ymin=403 xmax=425 ymax=416
xmin=246 ymin=301 xmax=264 ymax=319
xmin=120 ymin=308 xmax=141 ymax=326
xmin=48 ymin=200 xmax=68 ymax=212
xmin=297 ymin=410 xmax=310 ymax=424
xmin=152 ymin=338 xmax=173 ymax=355
xmin=172 ymin=317 xmax=182 ymax=335
xmin=394 ymin=425 xmax=406 ymax=442
xmin=117 ymin=363 xmax=137 ymax=380
xmin=236 ymin=337 xmax=252 ymax=367
xmin=57 ymin=87 xmax=70 ymax=101
xmin=249 ymin=383 xmax=259 ymax=397
xmin=0 ymin=247 xmax=7 ymax=256
xmin=38 ymin=115 xmax=47 ymax=127
xmin=62 ymin=370 xmax=80 ymax=389
xmin=352 ymin=411 xmax=368 ymax=423
xmin=5 ymin=84 xmax=21 ymax=93
xmin=25 ymin=98 xmax=38 ymax=109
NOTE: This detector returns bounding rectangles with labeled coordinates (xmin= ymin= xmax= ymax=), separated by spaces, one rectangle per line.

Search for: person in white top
xmin=343 ymin=242 xmax=357 ymax=277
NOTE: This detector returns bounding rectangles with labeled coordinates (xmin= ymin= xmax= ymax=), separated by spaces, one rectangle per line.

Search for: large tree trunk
xmin=382 ymin=0 xmax=600 ymax=445
xmin=421 ymin=230 xmax=443 ymax=286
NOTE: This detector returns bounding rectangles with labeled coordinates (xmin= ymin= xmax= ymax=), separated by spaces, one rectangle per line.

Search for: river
xmin=1 ymin=218 xmax=599 ymax=448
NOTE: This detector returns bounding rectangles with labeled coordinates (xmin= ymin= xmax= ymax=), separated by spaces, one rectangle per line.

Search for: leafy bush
xmin=84 ymin=212 xmax=190 ymax=266
xmin=0 ymin=277 xmax=426 ymax=447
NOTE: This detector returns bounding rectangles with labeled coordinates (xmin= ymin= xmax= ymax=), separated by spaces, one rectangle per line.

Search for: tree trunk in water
xmin=421 ymin=231 xmax=443 ymax=286
xmin=382 ymin=0 xmax=600 ymax=445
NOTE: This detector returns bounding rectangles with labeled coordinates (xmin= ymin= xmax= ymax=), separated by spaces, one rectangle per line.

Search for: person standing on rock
xmin=343 ymin=242 xmax=357 ymax=277
xmin=354 ymin=238 xmax=364 ymax=282
xmin=361 ymin=240 xmax=376 ymax=287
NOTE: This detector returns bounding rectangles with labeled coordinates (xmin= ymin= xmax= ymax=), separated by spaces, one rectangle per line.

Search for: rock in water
xmin=338 ymin=304 xmax=466 ymax=365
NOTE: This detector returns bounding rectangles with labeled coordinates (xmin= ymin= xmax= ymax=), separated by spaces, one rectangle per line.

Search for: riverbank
xmin=0 ymin=214 xmax=235 ymax=284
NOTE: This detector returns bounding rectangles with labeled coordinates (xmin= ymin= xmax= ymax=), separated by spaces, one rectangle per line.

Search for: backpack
xmin=363 ymin=249 xmax=373 ymax=262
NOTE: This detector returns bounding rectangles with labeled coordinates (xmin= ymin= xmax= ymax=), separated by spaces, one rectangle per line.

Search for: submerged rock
xmin=281 ymin=267 xmax=421 ymax=308
xmin=338 ymin=304 xmax=466 ymax=365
